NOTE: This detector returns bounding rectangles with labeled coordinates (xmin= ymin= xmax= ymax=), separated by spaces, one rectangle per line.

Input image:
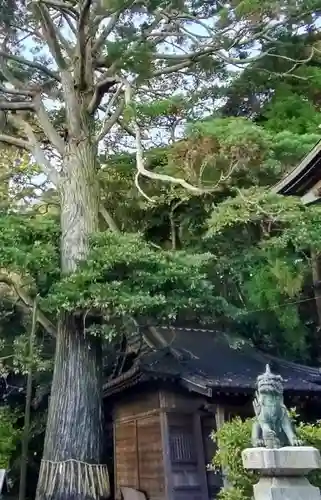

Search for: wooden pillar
xmin=215 ymin=405 xmax=229 ymax=489
xmin=194 ymin=413 xmax=210 ymax=500
xmin=311 ymin=250 xmax=321 ymax=330
xmin=160 ymin=411 xmax=173 ymax=500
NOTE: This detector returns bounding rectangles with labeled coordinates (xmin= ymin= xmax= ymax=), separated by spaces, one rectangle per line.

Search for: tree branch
xmin=114 ymin=76 xmax=222 ymax=197
xmin=62 ymin=11 xmax=77 ymax=35
xmin=0 ymin=273 xmax=56 ymax=337
xmin=92 ymin=13 xmax=120 ymax=55
xmin=10 ymin=115 xmax=60 ymax=186
xmin=152 ymin=60 xmax=193 ymax=78
xmin=0 ymin=50 xmax=60 ymax=81
xmin=0 ymin=85 xmax=34 ymax=97
xmin=40 ymin=0 xmax=79 ymax=18
xmin=0 ymin=133 xmax=30 ymax=149
xmin=99 ymin=205 xmax=120 ymax=232
xmin=55 ymin=29 xmax=75 ymax=59
xmin=97 ymin=99 xmax=124 ymax=142
xmin=0 ymin=55 xmax=29 ymax=90
xmin=31 ymin=1 xmax=67 ymax=69
xmin=87 ymin=76 xmax=117 ymax=114
xmin=77 ymin=0 xmax=92 ymax=89
xmin=95 ymin=83 xmax=124 ymax=141
xmin=0 ymin=101 xmax=34 ymax=110
xmin=28 ymin=140 xmax=60 ymax=186
xmin=135 ymin=124 xmax=204 ymax=195
xmin=34 ymin=96 xmax=65 ymax=155
xmin=0 ymin=119 xmax=60 ymax=186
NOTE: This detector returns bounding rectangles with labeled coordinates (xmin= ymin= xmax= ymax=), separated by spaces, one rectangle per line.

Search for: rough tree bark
xmin=36 ymin=130 xmax=109 ymax=499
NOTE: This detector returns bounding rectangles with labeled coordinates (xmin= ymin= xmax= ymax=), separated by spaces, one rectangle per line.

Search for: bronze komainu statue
xmin=252 ymin=364 xmax=302 ymax=448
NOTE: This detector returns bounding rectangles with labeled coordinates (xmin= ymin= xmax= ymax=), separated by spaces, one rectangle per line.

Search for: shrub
xmin=0 ymin=406 xmax=20 ymax=469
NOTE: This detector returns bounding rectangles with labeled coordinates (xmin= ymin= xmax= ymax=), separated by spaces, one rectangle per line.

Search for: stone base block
xmin=242 ymin=447 xmax=321 ymax=476
xmin=253 ymin=476 xmax=320 ymax=500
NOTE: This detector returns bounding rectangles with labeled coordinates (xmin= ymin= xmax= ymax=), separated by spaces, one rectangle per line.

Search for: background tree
xmin=98 ymin=117 xmax=321 ymax=361
xmin=220 ymin=26 xmax=321 ymax=133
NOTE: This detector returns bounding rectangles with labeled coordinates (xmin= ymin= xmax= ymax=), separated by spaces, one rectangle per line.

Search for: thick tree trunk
xmin=36 ymin=140 xmax=109 ymax=500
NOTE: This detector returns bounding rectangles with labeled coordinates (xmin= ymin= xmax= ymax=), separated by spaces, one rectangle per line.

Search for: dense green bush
xmin=212 ymin=415 xmax=321 ymax=500
xmin=0 ymin=406 xmax=20 ymax=469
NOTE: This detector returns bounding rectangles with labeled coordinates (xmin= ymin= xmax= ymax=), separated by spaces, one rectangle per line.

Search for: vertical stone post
xmin=242 ymin=446 xmax=321 ymax=500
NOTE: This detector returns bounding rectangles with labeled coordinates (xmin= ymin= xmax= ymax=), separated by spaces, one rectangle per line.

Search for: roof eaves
xmin=272 ymin=139 xmax=321 ymax=195
xmin=180 ymin=375 xmax=213 ymax=397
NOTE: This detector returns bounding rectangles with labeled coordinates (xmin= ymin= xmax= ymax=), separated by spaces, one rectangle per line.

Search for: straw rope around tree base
xmin=36 ymin=459 xmax=110 ymax=499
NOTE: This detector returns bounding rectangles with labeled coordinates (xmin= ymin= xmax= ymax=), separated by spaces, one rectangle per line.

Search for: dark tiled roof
xmin=272 ymin=139 xmax=321 ymax=197
xmin=104 ymin=327 xmax=321 ymax=397
xmin=162 ymin=327 xmax=321 ymax=393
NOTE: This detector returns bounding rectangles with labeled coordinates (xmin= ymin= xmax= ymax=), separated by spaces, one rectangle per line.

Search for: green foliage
xmin=167 ymin=118 xmax=320 ymax=193
xmin=220 ymin=28 xmax=321 ymax=134
xmin=206 ymin=188 xmax=321 ymax=356
xmin=0 ymin=210 xmax=234 ymax=339
xmin=0 ymin=117 xmax=316 ymax=361
xmin=270 ymin=131 xmax=321 ymax=169
xmin=43 ymin=231 xmax=230 ymax=327
xmin=213 ymin=415 xmax=321 ymax=500
xmin=169 ymin=118 xmax=277 ymax=189
xmin=97 ymin=118 xmax=321 ymax=359
xmin=0 ymin=214 xmax=59 ymax=295
xmin=0 ymin=406 xmax=20 ymax=468
xmin=12 ymin=333 xmax=53 ymax=375
xmin=136 ymin=97 xmax=187 ymax=120
xmin=207 ymin=188 xmax=303 ymax=235
xmin=213 ymin=417 xmax=255 ymax=500
xmin=263 ymin=90 xmax=321 ymax=135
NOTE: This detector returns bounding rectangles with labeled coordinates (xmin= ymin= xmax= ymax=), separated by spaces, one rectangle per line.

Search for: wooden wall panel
xmin=159 ymin=390 xmax=205 ymax=411
xmin=114 ymin=391 xmax=160 ymax=421
xmin=115 ymin=421 xmax=139 ymax=490
xmin=114 ymin=395 xmax=165 ymax=500
xmin=137 ymin=414 xmax=165 ymax=500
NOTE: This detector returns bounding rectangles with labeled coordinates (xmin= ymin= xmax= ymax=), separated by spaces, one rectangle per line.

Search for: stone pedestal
xmin=242 ymin=447 xmax=321 ymax=500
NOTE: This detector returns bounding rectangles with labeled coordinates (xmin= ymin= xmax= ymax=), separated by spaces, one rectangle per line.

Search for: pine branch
xmin=0 ymin=56 xmax=30 ymax=90
xmin=134 ymin=123 xmax=204 ymax=195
